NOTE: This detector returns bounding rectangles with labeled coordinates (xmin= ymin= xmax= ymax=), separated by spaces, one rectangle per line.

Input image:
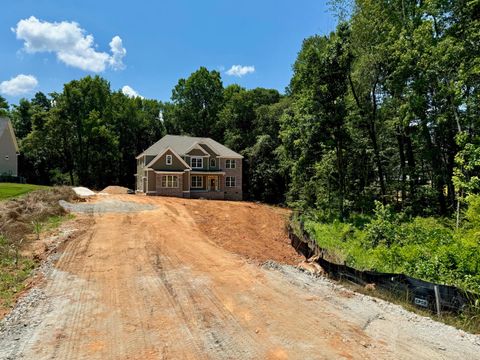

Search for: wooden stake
xmin=434 ymin=285 xmax=441 ymax=316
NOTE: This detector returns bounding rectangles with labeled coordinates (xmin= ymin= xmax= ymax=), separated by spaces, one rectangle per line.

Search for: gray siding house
xmin=0 ymin=118 xmax=19 ymax=176
xmin=135 ymin=135 xmax=243 ymax=200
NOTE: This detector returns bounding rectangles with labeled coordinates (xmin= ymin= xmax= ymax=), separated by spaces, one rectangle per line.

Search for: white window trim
xmin=185 ymin=143 xmax=209 ymax=156
xmin=161 ymin=175 xmax=179 ymax=188
xmin=166 ymin=154 xmax=172 ymax=165
xmin=191 ymin=175 xmax=203 ymax=188
xmin=226 ymin=176 xmax=236 ymax=187
xmin=145 ymin=147 xmax=191 ymax=169
xmin=191 ymin=157 xmax=203 ymax=169
xmin=226 ymin=159 xmax=236 ymax=169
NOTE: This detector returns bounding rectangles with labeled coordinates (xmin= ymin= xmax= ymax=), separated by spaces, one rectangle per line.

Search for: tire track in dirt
xmin=2 ymin=195 xmax=478 ymax=360
xmin=152 ymin=250 xmax=261 ymax=359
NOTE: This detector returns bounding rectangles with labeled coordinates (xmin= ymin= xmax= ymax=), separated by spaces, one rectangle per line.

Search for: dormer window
xmin=210 ymin=158 xmax=216 ymax=167
xmin=166 ymin=154 xmax=172 ymax=165
xmin=191 ymin=157 xmax=203 ymax=168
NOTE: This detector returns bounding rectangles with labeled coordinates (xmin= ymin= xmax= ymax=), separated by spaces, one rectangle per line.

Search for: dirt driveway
xmin=1 ymin=195 xmax=479 ymax=359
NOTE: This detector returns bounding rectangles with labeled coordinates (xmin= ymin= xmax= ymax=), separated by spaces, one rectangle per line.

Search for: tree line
xmin=1 ymin=0 xmax=479 ymax=220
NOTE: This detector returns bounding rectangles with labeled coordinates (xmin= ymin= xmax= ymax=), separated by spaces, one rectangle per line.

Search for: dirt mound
xmin=100 ymin=186 xmax=130 ymax=194
xmin=181 ymin=198 xmax=303 ymax=265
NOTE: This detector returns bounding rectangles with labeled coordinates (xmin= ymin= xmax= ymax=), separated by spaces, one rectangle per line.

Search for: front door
xmin=208 ymin=176 xmax=217 ymax=191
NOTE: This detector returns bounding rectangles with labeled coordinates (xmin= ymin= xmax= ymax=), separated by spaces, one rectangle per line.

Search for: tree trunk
xmin=396 ymin=127 xmax=407 ymax=207
xmin=404 ymin=128 xmax=417 ymax=201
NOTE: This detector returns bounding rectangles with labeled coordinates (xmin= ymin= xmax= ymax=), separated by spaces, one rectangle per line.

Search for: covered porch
xmin=188 ymin=171 xmax=225 ymax=199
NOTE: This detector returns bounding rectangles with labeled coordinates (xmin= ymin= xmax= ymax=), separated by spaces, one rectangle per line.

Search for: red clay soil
xmin=1 ymin=195 xmax=379 ymax=359
xmin=100 ymin=185 xmax=130 ymax=194
xmin=181 ymin=198 xmax=303 ymax=265
xmin=3 ymin=195 xmax=476 ymax=359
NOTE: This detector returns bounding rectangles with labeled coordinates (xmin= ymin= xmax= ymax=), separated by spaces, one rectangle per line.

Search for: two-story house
xmin=135 ymin=135 xmax=243 ymax=200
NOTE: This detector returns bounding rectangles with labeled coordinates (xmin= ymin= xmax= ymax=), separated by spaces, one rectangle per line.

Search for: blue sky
xmin=0 ymin=0 xmax=337 ymax=104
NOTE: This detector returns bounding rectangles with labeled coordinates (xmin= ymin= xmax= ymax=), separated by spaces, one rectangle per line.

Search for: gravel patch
xmin=262 ymin=261 xmax=480 ymax=352
xmin=59 ymin=199 xmax=156 ymax=214
xmin=0 ymin=225 xmax=79 ymax=359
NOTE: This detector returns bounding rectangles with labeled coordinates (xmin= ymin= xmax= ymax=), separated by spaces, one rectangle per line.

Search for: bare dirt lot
xmin=1 ymin=195 xmax=479 ymax=359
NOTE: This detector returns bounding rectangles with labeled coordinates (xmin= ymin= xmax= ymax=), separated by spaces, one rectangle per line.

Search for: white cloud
xmin=121 ymin=85 xmax=143 ymax=99
xmin=109 ymin=36 xmax=127 ymax=70
xmin=226 ymin=65 xmax=255 ymax=77
xmin=13 ymin=16 xmax=126 ymax=72
xmin=0 ymin=74 xmax=38 ymax=96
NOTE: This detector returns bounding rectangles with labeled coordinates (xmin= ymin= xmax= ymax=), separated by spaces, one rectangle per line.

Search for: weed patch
xmin=0 ymin=187 xmax=77 ymax=312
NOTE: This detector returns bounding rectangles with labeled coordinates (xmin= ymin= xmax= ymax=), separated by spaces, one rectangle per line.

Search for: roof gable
xmin=198 ymin=143 xmax=219 ymax=157
xmin=185 ymin=143 xmax=209 ymax=156
xmin=145 ymin=147 xmax=191 ymax=169
xmin=0 ymin=118 xmax=19 ymax=153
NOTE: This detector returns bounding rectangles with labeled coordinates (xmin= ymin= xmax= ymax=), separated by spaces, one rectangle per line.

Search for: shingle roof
xmin=139 ymin=135 xmax=243 ymax=159
xmin=0 ymin=118 xmax=19 ymax=152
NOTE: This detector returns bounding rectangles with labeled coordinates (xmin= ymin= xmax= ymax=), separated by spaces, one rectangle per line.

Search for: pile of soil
xmin=182 ymin=199 xmax=303 ymax=265
xmin=100 ymin=186 xmax=130 ymax=194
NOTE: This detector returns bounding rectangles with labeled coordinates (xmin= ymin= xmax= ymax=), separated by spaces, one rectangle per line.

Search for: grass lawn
xmin=0 ymin=183 xmax=50 ymax=200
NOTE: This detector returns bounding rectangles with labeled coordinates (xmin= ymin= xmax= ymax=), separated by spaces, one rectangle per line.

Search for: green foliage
xmin=364 ymin=202 xmax=398 ymax=247
xmin=281 ymin=0 xmax=480 ymax=217
xmin=171 ymin=67 xmax=224 ymax=138
xmin=464 ymin=195 xmax=480 ymax=227
xmin=303 ymin=197 xmax=480 ymax=294
xmin=281 ymin=24 xmax=352 ymax=215
xmin=0 ymin=95 xmax=8 ymax=117
xmin=454 ymin=132 xmax=480 ymax=196
xmin=0 ymin=255 xmax=35 ymax=308
xmin=15 ymin=76 xmax=166 ymax=189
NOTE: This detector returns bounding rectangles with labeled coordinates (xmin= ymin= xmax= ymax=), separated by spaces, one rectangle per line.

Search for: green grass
xmin=39 ymin=213 xmax=75 ymax=232
xmin=0 ymin=183 xmax=50 ymax=200
xmin=0 ymin=258 xmax=36 ymax=308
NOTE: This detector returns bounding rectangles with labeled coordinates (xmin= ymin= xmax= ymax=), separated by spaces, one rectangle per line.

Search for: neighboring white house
xmin=0 ymin=118 xmax=19 ymax=176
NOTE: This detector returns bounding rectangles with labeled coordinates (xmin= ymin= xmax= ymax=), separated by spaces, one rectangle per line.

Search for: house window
xmin=161 ymin=175 xmax=178 ymax=188
xmin=166 ymin=154 xmax=172 ymax=165
xmin=226 ymin=159 xmax=236 ymax=169
xmin=210 ymin=158 xmax=216 ymax=167
xmin=226 ymin=176 xmax=236 ymax=187
xmin=191 ymin=175 xmax=203 ymax=188
xmin=191 ymin=157 xmax=203 ymax=168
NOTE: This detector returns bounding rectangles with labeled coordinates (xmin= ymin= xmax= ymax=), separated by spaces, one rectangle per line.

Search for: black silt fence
xmin=289 ymin=221 xmax=478 ymax=314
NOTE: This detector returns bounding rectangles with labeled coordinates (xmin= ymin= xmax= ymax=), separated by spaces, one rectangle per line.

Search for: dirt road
xmin=1 ymin=195 xmax=479 ymax=359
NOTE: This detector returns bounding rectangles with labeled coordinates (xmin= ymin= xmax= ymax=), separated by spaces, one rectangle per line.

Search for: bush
xmin=301 ymin=199 xmax=480 ymax=294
